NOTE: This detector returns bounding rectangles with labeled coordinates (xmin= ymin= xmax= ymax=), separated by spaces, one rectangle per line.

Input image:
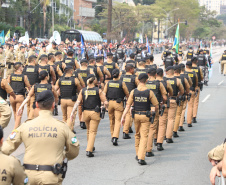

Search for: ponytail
xmin=85 ymin=77 xmax=95 ymax=100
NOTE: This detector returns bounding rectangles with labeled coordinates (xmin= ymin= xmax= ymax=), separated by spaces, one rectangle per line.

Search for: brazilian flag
xmin=173 ymin=24 xmax=179 ymax=53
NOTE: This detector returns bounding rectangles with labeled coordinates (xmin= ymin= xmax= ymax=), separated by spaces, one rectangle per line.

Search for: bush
xmin=0 ymin=22 xmax=25 ymax=37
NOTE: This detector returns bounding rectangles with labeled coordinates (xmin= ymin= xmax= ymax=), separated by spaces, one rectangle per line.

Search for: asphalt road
xmin=3 ymin=46 xmax=226 ymax=185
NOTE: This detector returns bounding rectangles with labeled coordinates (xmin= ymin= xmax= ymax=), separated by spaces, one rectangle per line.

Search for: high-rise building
xmin=199 ymin=0 xmax=226 ymax=15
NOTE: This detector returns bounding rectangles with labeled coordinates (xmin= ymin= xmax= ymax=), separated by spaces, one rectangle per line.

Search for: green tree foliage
xmin=217 ymin=13 xmax=226 ymax=25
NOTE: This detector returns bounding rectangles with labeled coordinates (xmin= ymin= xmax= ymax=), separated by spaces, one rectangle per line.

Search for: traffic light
xmin=185 ymin=20 xmax=188 ymax=25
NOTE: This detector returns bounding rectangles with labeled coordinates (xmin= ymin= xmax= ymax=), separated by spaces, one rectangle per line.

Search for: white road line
xmin=218 ymin=80 xmax=224 ymax=86
xmin=202 ymin=94 xmax=211 ymax=103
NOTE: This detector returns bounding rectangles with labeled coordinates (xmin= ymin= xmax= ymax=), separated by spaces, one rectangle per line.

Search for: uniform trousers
xmin=173 ymin=101 xmax=184 ymax=132
xmin=9 ymin=95 xmax=24 ymax=129
xmin=83 ymin=110 xmax=101 ymax=152
xmin=187 ymin=91 xmax=195 ymax=125
xmin=200 ymin=66 xmax=209 ymax=82
xmin=166 ymin=99 xmax=177 ymax=139
xmin=0 ymin=98 xmax=11 ymax=128
xmin=193 ymin=87 xmax=200 ymax=118
xmin=123 ymin=111 xmax=133 ymax=134
xmin=179 ymin=100 xmax=187 ymax=126
xmin=157 ymin=106 xmax=168 ymax=143
xmin=108 ymin=100 xmax=124 ymax=139
xmin=134 ymin=114 xmax=150 ymax=160
xmin=61 ymin=99 xmax=76 ymax=130
xmin=147 ymin=107 xmax=159 ymax=152
xmin=26 ymin=170 xmax=63 ymax=185
xmin=221 ymin=60 xmax=226 ymax=74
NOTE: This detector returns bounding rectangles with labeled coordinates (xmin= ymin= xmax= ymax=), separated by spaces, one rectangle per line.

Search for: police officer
xmin=48 ymin=41 xmax=58 ymax=54
xmin=55 ymin=51 xmax=66 ymax=73
xmin=165 ymin=66 xmax=184 ymax=143
xmin=17 ymin=46 xmax=26 ymax=66
xmin=197 ymin=49 xmax=208 ymax=86
xmin=0 ymin=69 xmax=15 ymax=129
xmin=2 ymin=90 xmax=80 ymax=185
xmin=103 ymin=53 xmax=119 ymax=83
xmin=145 ymin=55 xmax=157 ymax=69
xmin=185 ymin=61 xmax=198 ymax=127
xmin=5 ymin=45 xmax=15 ymax=76
xmin=0 ymin=46 xmax=5 ymax=78
xmin=163 ymin=51 xmax=174 ymax=69
xmin=146 ymin=68 xmax=167 ymax=156
xmin=135 ymin=48 xmax=142 ymax=61
xmin=0 ymin=126 xmax=29 ymax=185
xmin=219 ymin=50 xmax=226 ymax=75
xmin=87 ymin=57 xmax=104 ymax=83
xmin=23 ymin=55 xmax=40 ymax=119
xmin=172 ymin=48 xmax=179 ymax=64
xmin=178 ymin=46 xmax=184 ymax=63
xmin=192 ymin=57 xmax=204 ymax=123
xmin=38 ymin=45 xmax=47 ymax=60
xmin=185 ymin=47 xmax=194 ymax=61
xmin=135 ymin=60 xmax=148 ymax=76
xmin=27 ymin=44 xmax=36 ymax=58
xmin=120 ymin=64 xmax=139 ymax=138
xmin=64 ymin=50 xmax=80 ymax=70
xmin=38 ymin=54 xmax=56 ymax=84
xmin=125 ymin=53 xmax=136 ymax=68
xmin=161 ymin=45 xmax=169 ymax=60
xmin=47 ymin=53 xmax=63 ymax=82
xmin=121 ymin=73 xmax=159 ymax=165
xmin=173 ymin=65 xmax=190 ymax=137
xmin=111 ymin=48 xmax=119 ymax=64
xmin=117 ymin=44 xmax=126 ymax=69
xmin=55 ymin=66 xmax=82 ymax=131
xmin=104 ymin=69 xmax=129 ymax=146
xmin=155 ymin=68 xmax=173 ymax=151
xmin=70 ymin=74 xmax=108 ymax=157
xmin=8 ymin=62 xmax=31 ymax=129
xmin=18 ymin=70 xmax=58 ymax=118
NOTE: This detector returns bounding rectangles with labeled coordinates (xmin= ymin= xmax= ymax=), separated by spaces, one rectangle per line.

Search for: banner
xmin=0 ymin=30 xmax=5 ymax=45
xmin=81 ymin=34 xmax=85 ymax=57
xmin=5 ymin=30 xmax=10 ymax=41
xmin=172 ymin=24 xmax=179 ymax=53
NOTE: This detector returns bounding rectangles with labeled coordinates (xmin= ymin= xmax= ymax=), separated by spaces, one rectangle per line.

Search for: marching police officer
xmin=2 ymin=90 xmax=80 ymax=185
xmin=8 ymin=62 xmax=31 ymax=129
xmin=121 ymin=73 xmax=159 ymax=165
xmin=48 ymin=41 xmax=58 ymax=54
xmin=135 ymin=48 xmax=142 ymax=61
xmin=0 ymin=126 xmax=29 ymax=185
xmin=185 ymin=47 xmax=194 ymax=61
xmin=38 ymin=45 xmax=47 ymax=60
xmin=178 ymin=46 xmax=184 ymax=63
xmin=197 ymin=49 xmax=208 ymax=86
xmin=117 ymin=44 xmax=126 ymax=69
xmin=145 ymin=55 xmax=157 ymax=69
xmin=219 ymin=50 xmax=226 ymax=75
xmin=70 ymin=74 xmax=108 ymax=157
xmin=120 ymin=64 xmax=139 ymax=138
xmin=161 ymin=45 xmax=169 ymax=60
xmin=55 ymin=51 xmax=66 ymax=73
xmin=172 ymin=48 xmax=179 ymax=64
xmin=135 ymin=60 xmax=148 ymax=76
xmin=104 ymin=69 xmax=129 ymax=146
xmin=125 ymin=53 xmax=136 ymax=68
xmin=5 ymin=45 xmax=15 ymax=76
xmin=64 ymin=50 xmax=80 ymax=70
xmin=163 ymin=51 xmax=174 ymax=69
xmin=87 ymin=57 xmax=104 ymax=83
xmin=17 ymin=46 xmax=26 ymax=66
xmin=111 ymin=48 xmax=119 ymax=64
xmin=55 ymin=66 xmax=82 ymax=131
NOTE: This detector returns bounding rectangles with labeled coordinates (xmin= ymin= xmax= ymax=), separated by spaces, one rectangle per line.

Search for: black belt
xmin=24 ymin=164 xmax=54 ymax=172
xmin=108 ymin=98 xmax=117 ymax=101
xmin=134 ymin=111 xmax=146 ymax=115
xmin=169 ymin=97 xmax=176 ymax=100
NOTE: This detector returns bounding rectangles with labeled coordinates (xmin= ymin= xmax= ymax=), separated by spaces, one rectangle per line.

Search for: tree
xmin=41 ymin=0 xmax=50 ymax=36
xmin=217 ymin=13 xmax=226 ymax=25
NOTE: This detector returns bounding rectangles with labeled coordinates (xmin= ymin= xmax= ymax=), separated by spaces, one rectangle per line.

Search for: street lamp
xmin=81 ymin=4 xmax=101 ymax=30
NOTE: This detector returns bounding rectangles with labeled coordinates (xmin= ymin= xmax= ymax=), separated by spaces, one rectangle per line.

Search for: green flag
xmin=173 ymin=24 xmax=179 ymax=53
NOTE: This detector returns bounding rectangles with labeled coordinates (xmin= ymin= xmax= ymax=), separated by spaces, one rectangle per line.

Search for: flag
xmin=172 ymin=24 xmax=179 ymax=53
xmin=146 ymin=37 xmax=150 ymax=53
xmin=200 ymin=40 xmax=202 ymax=48
xmin=5 ymin=30 xmax=10 ymax=41
xmin=81 ymin=34 xmax=84 ymax=56
xmin=0 ymin=30 xmax=5 ymax=45
xmin=121 ymin=37 xmax=126 ymax=44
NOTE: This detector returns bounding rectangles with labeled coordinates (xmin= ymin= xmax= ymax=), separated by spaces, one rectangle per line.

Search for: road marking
xmin=218 ymin=80 xmax=224 ymax=86
xmin=202 ymin=94 xmax=211 ymax=103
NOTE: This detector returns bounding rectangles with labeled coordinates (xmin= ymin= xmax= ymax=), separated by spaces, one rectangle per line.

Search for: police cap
xmin=148 ymin=68 xmax=156 ymax=74
xmin=55 ymin=51 xmax=62 ymax=56
xmin=36 ymin=90 xmax=54 ymax=103
xmin=67 ymin=49 xmax=74 ymax=55
xmin=0 ymin=126 xmax=3 ymax=140
xmin=166 ymin=66 xmax=174 ymax=72
xmin=138 ymin=73 xmax=148 ymax=81
xmin=80 ymin=58 xmax=88 ymax=64
xmin=87 ymin=74 xmax=95 ymax=80
xmin=156 ymin=68 xmax=163 ymax=75
xmin=40 ymin=54 xmax=48 ymax=60
xmin=186 ymin=61 xmax=192 ymax=66
xmin=107 ymin=52 xmax=113 ymax=56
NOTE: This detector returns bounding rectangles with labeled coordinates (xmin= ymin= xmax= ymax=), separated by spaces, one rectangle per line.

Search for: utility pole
xmin=158 ymin=19 xmax=160 ymax=43
xmin=107 ymin=0 xmax=112 ymax=43
xmin=28 ymin=0 xmax=31 ymax=36
xmin=52 ymin=0 xmax=54 ymax=32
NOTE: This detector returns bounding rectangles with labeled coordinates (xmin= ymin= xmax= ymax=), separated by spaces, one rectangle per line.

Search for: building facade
xmin=199 ymin=0 xmax=226 ymax=15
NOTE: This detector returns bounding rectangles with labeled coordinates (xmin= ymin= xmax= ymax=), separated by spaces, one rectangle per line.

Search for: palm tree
xmin=41 ymin=0 xmax=50 ymax=35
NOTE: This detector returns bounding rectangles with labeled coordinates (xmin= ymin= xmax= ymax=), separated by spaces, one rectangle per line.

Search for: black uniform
xmin=112 ymin=52 xmax=118 ymax=63
xmin=82 ymin=87 xmax=101 ymax=110
xmin=165 ymin=77 xmax=178 ymax=96
xmin=135 ymin=68 xmax=148 ymax=76
xmin=74 ymin=69 xmax=90 ymax=86
xmin=133 ymin=89 xmax=151 ymax=111
xmin=145 ymin=64 xmax=157 ymax=69
xmin=10 ymin=73 xmax=25 ymax=96
xmin=186 ymin=50 xmax=193 ymax=61
xmin=59 ymin=76 xmax=77 ymax=101
xmin=146 ymin=80 xmax=161 ymax=103
xmin=55 ymin=60 xmax=64 ymax=73
xmin=0 ymin=78 xmax=7 ymax=100
xmin=178 ymin=50 xmax=183 ymax=57
xmin=185 ymin=71 xmax=196 ymax=91
xmin=106 ymin=80 xmax=125 ymax=100
xmin=87 ymin=65 xmax=99 ymax=80
xmin=23 ymin=65 xmax=39 ymax=85
xmin=164 ymin=56 xmax=174 ymax=69
xmin=172 ymin=52 xmax=178 ymax=63
xmin=64 ymin=58 xmax=76 ymax=69
xmin=38 ymin=64 xmax=51 ymax=83
xmin=120 ymin=74 xmax=136 ymax=93
xmin=103 ymin=62 xmax=116 ymax=80
xmin=197 ymin=54 xmax=206 ymax=67
xmin=117 ymin=48 xmax=125 ymax=60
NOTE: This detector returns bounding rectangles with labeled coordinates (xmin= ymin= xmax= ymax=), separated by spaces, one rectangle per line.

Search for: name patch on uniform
xmin=168 ymin=80 xmax=175 ymax=85
xmin=188 ymin=53 xmax=192 ymax=55
xmin=11 ymin=76 xmax=22 ymax=81
xmin=26 ymin=68 xmax=35 ymax=72
xmin=61 ymin=81 xmax=72 ymax=85
xmin=192 ymin=69 xmax=198 ymax=73
xmin=135 ymin=97 xmax=147 ymax=102
xmin=65 ymin=60 xmax=71 ymax=63
xmin=37 ymin=88 xmax=48 ymax=92
xmin=188 ymin=73 xmax=193 ymax=77
xmin=28 ymin=126 xmax=58 ymax=138
xmin=109 ymin=83 xmax=119 ymax=88
xmin=84 ymin=90 xmax=96 ymax=95
xmin=9 ymin=129 xmax=18 ymax=139
xmin=137 ymin=71 xmax=146 ymax=75
xmin=123 ymin=78 xmax=131 ymax=83
xmin=41 ymin=69 xmax=48 ymax=71
xmin=146 ymin=84 xmax=156 ymax=89
xmin=79 ymin=73 xmax=87 ymax=78
xmin=71 ymin=137 xmax=77 ymax=144
xmin=105 ymin=65 xmax=113 ymax=69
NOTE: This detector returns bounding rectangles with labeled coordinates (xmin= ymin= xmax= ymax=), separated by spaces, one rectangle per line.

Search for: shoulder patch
xmin=9 ymin=129 xmax=18 ymax=139
xmin=71 ymin=136 xmax=77 ymax=144
xmin=24 ymin=177 xmax=29 ymax=184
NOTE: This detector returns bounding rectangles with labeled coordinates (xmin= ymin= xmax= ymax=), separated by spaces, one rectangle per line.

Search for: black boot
xmin=86 ymin=151 xmax=94 ymax=157
xmin=157 ymin=143 xmax=164 ymax=151
xmin=129 ymin=127 xmax=133 ymax=133
xmin=188 ymin=124 xmax=192 ymax=127
xmin=112 ymin=137 xmax=118 ymax=146
xmin=173 ymin=131 xmax=179 ymax=138
xmin=138 ymin=159 xmax=147 ymax=165
xmin=154 ymin=138 xmax=157 ymax=146
xmin=80 ymin=122 xmax=86 ymax=129
xmin=166 ymin=138 xmax=174 ymax=143
xmin=93 ymin=147 xmax=95 ymax=152
xmin=123 ymin=132 xmax=131 ymax=139
xmin=135 ymin=156 xmax=138 ymax=161
xmin=58 ymin=96 xmax=61 ymax=105
xmin=192 ymin=117 xmax=197 ymax=123
xmin=146 ymin=152 xmax=154 ymax=157
xmin=54 ymin=105 xmax=58 ymax=116
xmin=178 ymin=126 xmax=185 ymax=132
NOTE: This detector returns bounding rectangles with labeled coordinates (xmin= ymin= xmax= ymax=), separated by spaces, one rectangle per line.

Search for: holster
xmin=72 ymin=95 xmax=77 ymax=102
xmin=100 ymin=107 xmax=106 ymax=119
xmin=116 ymin=98 xmax=122 ymax=103
xmin=131 ymin=107 xmax=135 ymax=118
xmin=94 ymin=106 xmax=101 ymax=113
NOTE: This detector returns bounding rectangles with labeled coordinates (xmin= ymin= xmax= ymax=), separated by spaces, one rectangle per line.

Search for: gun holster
xmin=131 ymin=107 xmax=135 ymax=118
xmin=116 ymin=98 xmax=122 ymax=103
xmin=100 ymin=107 xmax=106 ymax=119
xmin=94 ymin=106 xmax=101 ymax=113
xmin=53 ymin=163 xmax=62 ymax=175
